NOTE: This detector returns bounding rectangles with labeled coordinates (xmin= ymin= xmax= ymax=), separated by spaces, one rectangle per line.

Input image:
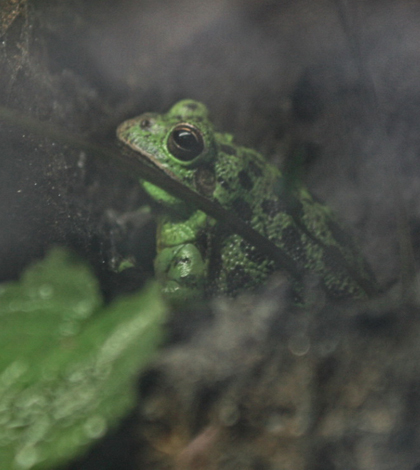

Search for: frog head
xmin=117 ymin=99 xmax=220 ymax=208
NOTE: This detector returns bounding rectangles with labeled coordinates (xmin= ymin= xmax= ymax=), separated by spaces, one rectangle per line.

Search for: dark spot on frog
xmin=240 ymin=240 xmax=267 ymax=265
xmin=220 ymin=144 xmax=237 ymax=156
xmin=261 ymin=199 xmax=278 ymax=216
xmin=195 ymin=230 xmax=210 ymax=259
xmin=185 ymin=102 xmax=198 ymax=110
xmin=280 ymin=225 xmax=307 ymax=266
xmin=217 ymin=176 xmax=230 ymax=190
xmin=207 ymin=236 xmax=223 ymax=285
xmin=227 ymin=265 xmax=253 ymax=293
xmin=238 ymin=170 xmax=253 ymax=190
xmin=232 ymin=197 xmax=253 ymax=221
xmin=248 ymin=160 xmax=263 ymax=178
xmin=261 ymin=196 xmax=304 ymax=219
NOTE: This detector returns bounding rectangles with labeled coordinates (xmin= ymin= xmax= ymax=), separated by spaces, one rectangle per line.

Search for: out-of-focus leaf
xmin=0 ymin=248 xmax=167 ymax=470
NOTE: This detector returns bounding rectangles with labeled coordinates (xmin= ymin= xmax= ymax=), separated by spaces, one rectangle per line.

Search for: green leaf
xmin=0 ymin=248 xmax=167 ymax=470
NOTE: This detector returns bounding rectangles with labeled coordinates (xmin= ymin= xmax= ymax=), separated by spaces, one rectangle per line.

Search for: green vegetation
xmin=0 ymin=248 xmax=167 ymax=469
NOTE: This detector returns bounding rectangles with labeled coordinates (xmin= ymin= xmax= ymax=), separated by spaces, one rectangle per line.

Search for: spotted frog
xmin=117 ymin=99 xmax=376 ymax=304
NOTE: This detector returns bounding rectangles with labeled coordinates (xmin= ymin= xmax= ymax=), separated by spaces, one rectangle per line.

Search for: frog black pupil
xmin=168 ymin=125 xmax=204 ymax=161
xmin=174 ymin=130 xmax=197 ymax=150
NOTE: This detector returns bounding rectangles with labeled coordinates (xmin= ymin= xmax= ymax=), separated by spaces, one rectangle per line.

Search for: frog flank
xmin=117 ymin=99 xmax=377 ymax=304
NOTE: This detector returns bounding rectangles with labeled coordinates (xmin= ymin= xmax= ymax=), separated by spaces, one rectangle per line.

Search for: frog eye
xmin=167 ymin=124 xmax=204 ymax=162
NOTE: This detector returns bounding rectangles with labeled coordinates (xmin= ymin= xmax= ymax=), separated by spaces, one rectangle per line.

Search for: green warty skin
xmin=117 ymin=99 xmax=376 ymax=304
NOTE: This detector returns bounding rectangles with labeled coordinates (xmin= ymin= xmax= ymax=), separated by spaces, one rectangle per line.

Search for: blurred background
xmin=2 ymin=1 xmax=420 ymax=468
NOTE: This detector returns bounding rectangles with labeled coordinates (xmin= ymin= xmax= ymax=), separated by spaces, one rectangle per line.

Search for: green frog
xmin=117 ymin=99 xmax=376 ymax=304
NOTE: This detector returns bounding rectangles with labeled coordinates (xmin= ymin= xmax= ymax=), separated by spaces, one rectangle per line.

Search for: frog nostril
xmin=140 ymin=119 xmax=151 ymax=129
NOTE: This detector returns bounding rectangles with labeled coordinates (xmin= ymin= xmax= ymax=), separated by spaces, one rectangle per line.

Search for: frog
xmin=117 ymin=99 xmax=377 ymax=305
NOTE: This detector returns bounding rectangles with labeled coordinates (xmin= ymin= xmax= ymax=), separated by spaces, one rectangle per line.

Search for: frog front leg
xmin=154 ymin=243 xmax=208 ymax=305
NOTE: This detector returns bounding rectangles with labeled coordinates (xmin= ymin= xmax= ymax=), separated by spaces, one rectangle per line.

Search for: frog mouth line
xmin=121 ymin=140 xmax=181 ymax=185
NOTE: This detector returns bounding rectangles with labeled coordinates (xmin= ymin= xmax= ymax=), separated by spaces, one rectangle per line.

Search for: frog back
xmin=211 ymin=138 xmax=376 ymax=299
